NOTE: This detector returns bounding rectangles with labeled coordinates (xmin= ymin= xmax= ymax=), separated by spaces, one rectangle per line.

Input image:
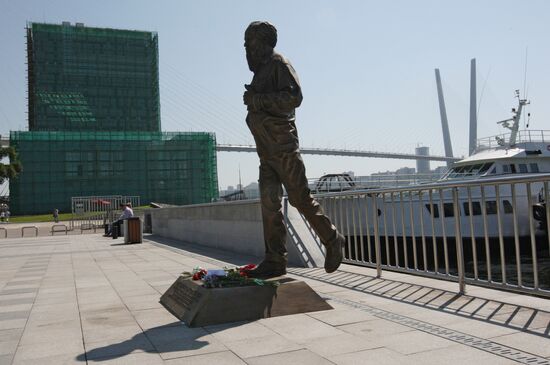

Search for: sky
xmin=1 ymin=0 xmax=549 ymax=191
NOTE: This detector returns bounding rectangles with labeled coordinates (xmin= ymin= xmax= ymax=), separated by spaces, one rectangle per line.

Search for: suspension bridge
xmin=216 ymin=144 xmax=459 ymax=162
xmin=0 ymin=136 xmax=457 ymax=162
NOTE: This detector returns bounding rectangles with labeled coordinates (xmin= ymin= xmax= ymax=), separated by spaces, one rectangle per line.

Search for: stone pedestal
xmin=160 ymin=276 xmax=332 ymax=327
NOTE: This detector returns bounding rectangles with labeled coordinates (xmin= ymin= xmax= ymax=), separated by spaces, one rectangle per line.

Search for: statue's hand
xmin=243 ymin=90 xmax=254 ymax=106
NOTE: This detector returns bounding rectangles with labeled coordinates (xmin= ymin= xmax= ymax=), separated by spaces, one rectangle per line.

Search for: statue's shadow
xmin=76 ymin=322 xmax=220 ymax=362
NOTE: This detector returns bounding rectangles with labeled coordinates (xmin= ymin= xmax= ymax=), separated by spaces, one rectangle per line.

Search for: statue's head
xmin=244 ymin=21 xmax=277 ymax=72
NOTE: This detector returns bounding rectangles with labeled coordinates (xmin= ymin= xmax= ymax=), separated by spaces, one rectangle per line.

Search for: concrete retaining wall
xmin=148 ymin=199 xmax=325 ymax=267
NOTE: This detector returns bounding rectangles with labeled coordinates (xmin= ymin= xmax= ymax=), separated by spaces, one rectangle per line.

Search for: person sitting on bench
xmin=108 ymin=203 xmax=134 ymax=238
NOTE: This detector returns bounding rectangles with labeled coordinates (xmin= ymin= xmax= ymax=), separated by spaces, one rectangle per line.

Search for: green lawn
xmin=8 ymin=206 xmax=150 ymax=224
xmin=9 ymin=212 xmax=74 ymax=223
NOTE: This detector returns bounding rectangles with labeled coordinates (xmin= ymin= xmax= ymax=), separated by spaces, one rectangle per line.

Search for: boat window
xmin=502 ymin=164 xmax=516 ymax=174
xmin=518 ymin=164 xmax=528 ymax=173
xmin=316 ymin=181 xmax=327 ymax=192
xmin=425 ymin=203 xmax=439 ymax=218
xmin=458 ymin=166 xmax=470 ymax=177
xmin=469 ymin=164 xmax=484 ymax=175
xmin=463 ymin=201 xmax=482 ymax=216
xmin=485 ymin=201 xmax=497 ymax=215
xmin=488 ymin=166 xmax=497 ymax=174
xmin=443 ymin=203 xmax=454 ymax=217
xmin=503 ymin=200 xmax=513 ymax=214
xmin=530 ymin=163 xmax=539 ymax=173
xmin=479 ymin=163 xmax=493 ymax=174
xmin=447 ymin=166 xmax=460 ymax=178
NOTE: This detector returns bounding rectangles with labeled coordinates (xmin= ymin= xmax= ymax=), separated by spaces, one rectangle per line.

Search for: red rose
xmin=192 ymin=269 xmax=207 ymax=280
xmin=238 ymin=264 xmax=256 ymax=278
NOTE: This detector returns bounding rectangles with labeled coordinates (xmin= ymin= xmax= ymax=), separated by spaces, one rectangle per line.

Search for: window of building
xmin=99 ymin=164 xmax=113 ymax=177
xmin=99 ymin=152 xmax=111 ymax=161
xmin=65 ymin=152 xmax=80 ymax=161
xmin=65 ymin=162 xmax=79 ymax=177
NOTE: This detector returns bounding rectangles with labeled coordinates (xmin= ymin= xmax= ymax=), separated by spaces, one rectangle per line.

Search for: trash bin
xmin=124 ymin=217 xmax=142 ymax=244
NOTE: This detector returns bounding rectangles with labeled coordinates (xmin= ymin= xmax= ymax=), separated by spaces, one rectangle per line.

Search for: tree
xmin=0 ymin=147 xmax=22 ymax=185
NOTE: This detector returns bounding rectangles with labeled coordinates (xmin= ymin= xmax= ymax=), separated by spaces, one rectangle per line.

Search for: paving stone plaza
xmin=1 ymin=232 xmax=550 ymax=364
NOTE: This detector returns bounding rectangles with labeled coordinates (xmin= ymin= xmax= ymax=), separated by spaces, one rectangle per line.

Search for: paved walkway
xmin=0 ymin=233 xmax=549 ymax=364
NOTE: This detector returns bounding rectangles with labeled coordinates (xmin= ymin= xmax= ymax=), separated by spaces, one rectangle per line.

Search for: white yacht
xmin=440 ymin=97 xmax=549 ymax=183
xmin=326 ymin=95 xmax=550 ymax=241
xmin=412 ymin=96 xmax=550 ymax=239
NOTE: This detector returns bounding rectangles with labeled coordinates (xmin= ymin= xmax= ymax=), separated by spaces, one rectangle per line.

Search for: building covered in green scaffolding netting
xmin=9 ymin=22 xmax=219 ymax=215
xmin=26 ymin=22 xmax=160 ymax=132
xmin=10 ymin=131 xmax=218 ymax=215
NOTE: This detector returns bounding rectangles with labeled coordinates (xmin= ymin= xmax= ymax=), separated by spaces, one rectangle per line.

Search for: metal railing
xmin=70 ymin=195 xmax=140 ymax=230
xmin=476 ymin=129 xmax=549 ymax=149
xmin=21 ymin=226 xmax=38 ymax=237
xmin=308 ymin=173 xmax=446 ymax=194
xmin=309 ymin=174 xmax=550 ymax=297
xmin=51 ymin=224 xmax=68 ymax=235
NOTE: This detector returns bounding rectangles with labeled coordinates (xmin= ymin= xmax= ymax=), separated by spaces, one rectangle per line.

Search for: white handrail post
xmin=373 ymin=196 xmax=382 ymax=278
xmin=453 ymin=187 xmax=466 ymax=294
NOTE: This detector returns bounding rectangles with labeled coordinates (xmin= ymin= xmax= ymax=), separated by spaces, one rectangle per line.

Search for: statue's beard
xmin=246 ymin=46 xmax=271 ymax=72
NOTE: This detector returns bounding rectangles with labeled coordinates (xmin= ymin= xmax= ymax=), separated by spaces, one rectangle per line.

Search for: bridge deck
xmin=0 ymin=233 xmax=548 ymax=364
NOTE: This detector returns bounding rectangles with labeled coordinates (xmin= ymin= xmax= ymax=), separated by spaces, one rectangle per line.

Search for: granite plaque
xmin=160 ymin=276 xmax=332 ymax=327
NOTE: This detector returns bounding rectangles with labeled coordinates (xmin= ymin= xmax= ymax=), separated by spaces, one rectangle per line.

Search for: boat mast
xmin=469 ymin=59 xmax=477 ymax=155
xmin=497 ymin=90 xmax=529 ymax=147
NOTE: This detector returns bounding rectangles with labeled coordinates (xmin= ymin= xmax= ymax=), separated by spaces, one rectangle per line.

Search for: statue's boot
xmin=246 ymin=261 xmax=286 ymax=279
xmin=324 ymin=233 xmax=345 ymax=273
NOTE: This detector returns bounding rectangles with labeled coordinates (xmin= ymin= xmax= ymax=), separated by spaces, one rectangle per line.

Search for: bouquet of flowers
xmin=182 ymin=264 xmax=279 ymax=288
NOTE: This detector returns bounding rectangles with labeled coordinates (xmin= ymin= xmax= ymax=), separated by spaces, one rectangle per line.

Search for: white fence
xmin=306 ymin=174 xmax=550 ymax=296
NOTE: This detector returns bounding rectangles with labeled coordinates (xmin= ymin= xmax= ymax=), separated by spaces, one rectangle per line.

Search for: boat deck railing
xmin=302 ymin=173 xmax=550 ymax=297
xmin=476 ymin=129 xmax=550 ymax=149
xmin=309 ymin=173 xmax=445 ymax=193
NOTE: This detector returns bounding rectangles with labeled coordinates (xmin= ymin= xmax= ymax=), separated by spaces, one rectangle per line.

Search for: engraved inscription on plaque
xmin=160 ymin=277 xmax=206 ymax=321
xmin=173 ymin=283 xmax=201 ymax=308
xmin=160 ymin=276 xmax=333 ymax=327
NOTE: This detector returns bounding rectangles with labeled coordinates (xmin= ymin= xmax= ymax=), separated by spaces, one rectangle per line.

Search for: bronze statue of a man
xmin=243 ymin=21 xmax=345 ymax=278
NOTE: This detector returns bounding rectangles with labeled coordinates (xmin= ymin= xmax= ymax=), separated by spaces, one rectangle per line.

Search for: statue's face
xmin=244 ymin=36 xmax=269 ymax=72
